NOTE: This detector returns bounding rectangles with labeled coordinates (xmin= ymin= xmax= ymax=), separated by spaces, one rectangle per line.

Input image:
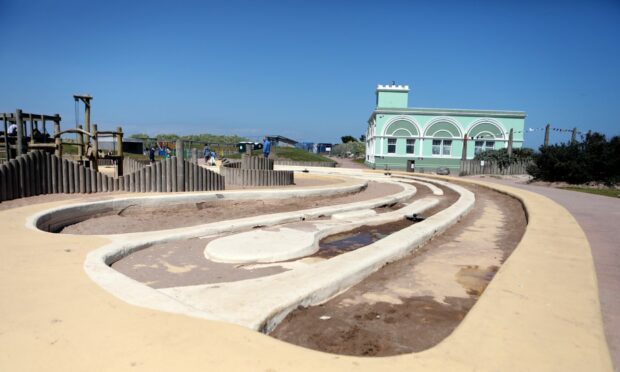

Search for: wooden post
xmin=92 ymin=123 xmax=99 ymax=172
xmin=63 ymin=159 xmax=70 ymax=193
xmin=41 ymin=115 xmax=46 ymax=139
xmin=176 ymin=140 xmax=185 ymax=191
xmin=116 ymin=127 xmax=124 ymax=177
xmin=99 ymin=172 xmax=104 ymax=192
xmin=45 ymin=152 xmax=52 ymax=194
xmin=544 ymin=124 xmax=550 ymax=146
xmin=165 ymin=158 xmax=172 ymax=192
xmin=84 ymin=98 xmax=91 ymax=140
xmin=461 ymin=133 xmax=468 ymax=161
xmin=2 ymin=114 xmax=9 ymax=161
xmin=140 ymin=168 xmax=146 ymax=192
xmin=171 ymin=156 xmax=178 ymax=192
xmin=90 ymin=169 xmax=97 ymax=193
xmin=507 ymin=128 xmax=514 ymax=157
xmin=0 ymin=164 xmax=6 ymax=201
xmin=51 ymin=154 xmax=58 ymax=193
xmin=9 ymin=159 xmax=18 ymax=199
xmin=145 ymin=166 xmax=151 ymax=192
xmin=27 ymin=153 xmax=35 ymax=196
xmin=54 ymin=116 xmax=62 ymax=158
xmin=571 ymin=127 xmax=577 ymax=144
xmin=77 ymin=125 xmax=84 ymax=160
xmin=29 ymin=114 xmax=34 ymax=146
xmin=73 ymin=162 xmax=80 ymax=193
xmin=156 ymin=161 xmax=162 ymax=192
xmin=15 ymin=109 xmax=24 ymax=156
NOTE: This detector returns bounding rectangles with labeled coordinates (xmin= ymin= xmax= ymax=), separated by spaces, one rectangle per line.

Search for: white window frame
xmin=474 ymin=140 xmax=495 ymax=155
xmin=387 ymin=138 xmax=396 ymax=154
xmin=406 ymin=139 xmax=415 ymax=154
xmin=432 ymin=139 xmax=452 ymax=157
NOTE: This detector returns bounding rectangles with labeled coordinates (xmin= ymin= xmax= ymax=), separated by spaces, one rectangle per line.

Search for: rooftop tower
xmin=376 ymin=83 xmax=409 ymax=109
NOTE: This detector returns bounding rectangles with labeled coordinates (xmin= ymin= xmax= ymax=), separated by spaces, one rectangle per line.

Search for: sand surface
xmin=111 ymin=181 xmax=447 ymax=288
xmin=60 ymin=181 xmax=403 ymax=235
xmin=270 ymin=184 xmax=527 ymax=356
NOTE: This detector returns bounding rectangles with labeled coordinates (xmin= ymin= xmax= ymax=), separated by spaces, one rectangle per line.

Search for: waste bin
xmin=406 ymin=159 xmax=416 ymax=173
xmin=237 ymin=142 xmax=249 ymax=153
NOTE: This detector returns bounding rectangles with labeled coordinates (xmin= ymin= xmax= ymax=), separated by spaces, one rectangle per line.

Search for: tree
xmin=341 ymin=135 xmax=357 ymax=144
xmin=359 ymin=134 xmax=366 ymax=142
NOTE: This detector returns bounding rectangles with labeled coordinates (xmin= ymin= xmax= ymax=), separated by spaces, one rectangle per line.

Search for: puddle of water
xmin=455 ymin=265 xmax=499 ymax=296
xmin=316 ymin=219 xmax=415 ymax=258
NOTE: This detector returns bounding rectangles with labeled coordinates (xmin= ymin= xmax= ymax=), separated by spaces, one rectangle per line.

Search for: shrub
xmin=332 ymin=142 xmax=365 ymax=157
xmin=474 ymin=147 xmax=534 ymax=170
xmin=527 ymin=132 xmax=620 ymax=185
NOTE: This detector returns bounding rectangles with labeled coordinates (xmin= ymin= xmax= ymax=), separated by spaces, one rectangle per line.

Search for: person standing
xmin=149 ymin=146 xmax=156 ymax=163
xmin=204 ymin=144 xmax=211 ymax=163
xmin=262 ymin=136 xmax=271 ymax=158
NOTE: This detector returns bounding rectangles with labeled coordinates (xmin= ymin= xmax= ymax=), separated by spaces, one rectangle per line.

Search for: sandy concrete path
xmin=328 ymin=156 xmax=368 ymax=169
xmin=469 ymin=176 xmax=620 ymax=371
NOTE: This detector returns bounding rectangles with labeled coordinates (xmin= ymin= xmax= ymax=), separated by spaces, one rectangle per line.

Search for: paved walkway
xmin=328 ymin=156 xmax=368 ymax=169
xmin=469 ymin=177 xmax=620 ymax=371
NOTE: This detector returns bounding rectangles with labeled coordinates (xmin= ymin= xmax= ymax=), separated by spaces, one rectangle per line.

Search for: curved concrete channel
xmin=0 ymin=170 xmax=612 ymax=371
xmin=26 ymin=174 xmax=473 ymax=333
xmin=82 ymin=177 xmax=472 ymax=333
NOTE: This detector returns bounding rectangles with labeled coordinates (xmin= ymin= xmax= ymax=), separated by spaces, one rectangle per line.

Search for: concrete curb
xmin=77 ymin=179 xmax=417 ymax=321
xmin=159 ymin=181 xmax=471 ymax=332
xmin=203 ymin=198 xmax=438 ymax=264
xmin=26 ymin=175 xmax=368 ymax=234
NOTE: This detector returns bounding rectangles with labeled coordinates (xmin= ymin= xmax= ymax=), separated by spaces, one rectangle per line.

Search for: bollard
xmin=145 ymin=166 xmax=151 ymax=192
xmin=90 ymin=169 xmax=96 ymax=193
xmin=84 ymin=166 xmax=90 ymax=193
xmin=171 ymin=157 xmax=177 ymax=192
xmin=176 ymin=140 xmax=185 ymax=191
xmin=156 ymin=161 xmax=162 ymax=192
xmin=0 ymin=164 xmax=6 ymax=201
xmin=8 ymin=160 xmax=18 ymax=199
xmin=165 ymin=158 xmax=172 ymax=192
xmin=129 ymin=173 xmax=135 ymax=192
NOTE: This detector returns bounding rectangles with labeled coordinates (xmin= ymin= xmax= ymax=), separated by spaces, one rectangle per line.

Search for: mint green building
xmin=365 ymin=84 xmax=526 ymax=172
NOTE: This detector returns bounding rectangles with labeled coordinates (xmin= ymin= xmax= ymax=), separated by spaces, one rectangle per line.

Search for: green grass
xmin=560 ymin=186 xmax=620 ymax=198
xmin=225 ymin=147 xmax=332 ymax=162
xmin=352 ymin=158 xmax=366 ymax=164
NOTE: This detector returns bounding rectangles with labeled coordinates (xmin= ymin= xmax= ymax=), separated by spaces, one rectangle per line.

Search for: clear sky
xmin=1 ymin=0 xmax=619 ymax=148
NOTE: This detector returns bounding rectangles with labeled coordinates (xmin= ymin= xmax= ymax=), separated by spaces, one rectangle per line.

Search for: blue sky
xmin=1 ymin=0 xmax=619 ymax=148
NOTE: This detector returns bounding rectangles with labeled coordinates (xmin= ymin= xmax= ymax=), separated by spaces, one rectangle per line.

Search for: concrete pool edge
xmin=0 ymin=173 xmax=613 ymax=371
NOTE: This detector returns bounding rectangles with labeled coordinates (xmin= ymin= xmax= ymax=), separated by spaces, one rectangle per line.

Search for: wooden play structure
xmin=0 ymin=96 xmax=225 ymax=202
xmin=1 ymin=95 xmax=125 ymax=176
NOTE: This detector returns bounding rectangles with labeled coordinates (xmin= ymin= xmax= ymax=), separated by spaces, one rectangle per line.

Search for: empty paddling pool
xmin=32 ymin=180 xmax=402 ymax=234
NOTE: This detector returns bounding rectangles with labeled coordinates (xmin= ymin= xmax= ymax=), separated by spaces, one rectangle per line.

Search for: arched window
xmin=424 ymin=118 xmax=461 ymax=157
xmin=468 ymin=119 xmax=505 ymax=155
xmin=383 ymin=118 xmax=420 ymax=137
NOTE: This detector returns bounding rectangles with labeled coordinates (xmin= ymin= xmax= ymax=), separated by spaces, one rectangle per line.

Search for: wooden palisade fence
xmin=221 ymin=155 xmax=294 ymax=187
xmin=0 ymin=151 xmax=224 ymax=202
xmin=459 ymin=159 xmax=532 ymax=176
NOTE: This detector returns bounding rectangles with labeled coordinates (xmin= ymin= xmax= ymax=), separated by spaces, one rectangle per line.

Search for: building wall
xmin=366 ymin=89 xmax=525 ymax=172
